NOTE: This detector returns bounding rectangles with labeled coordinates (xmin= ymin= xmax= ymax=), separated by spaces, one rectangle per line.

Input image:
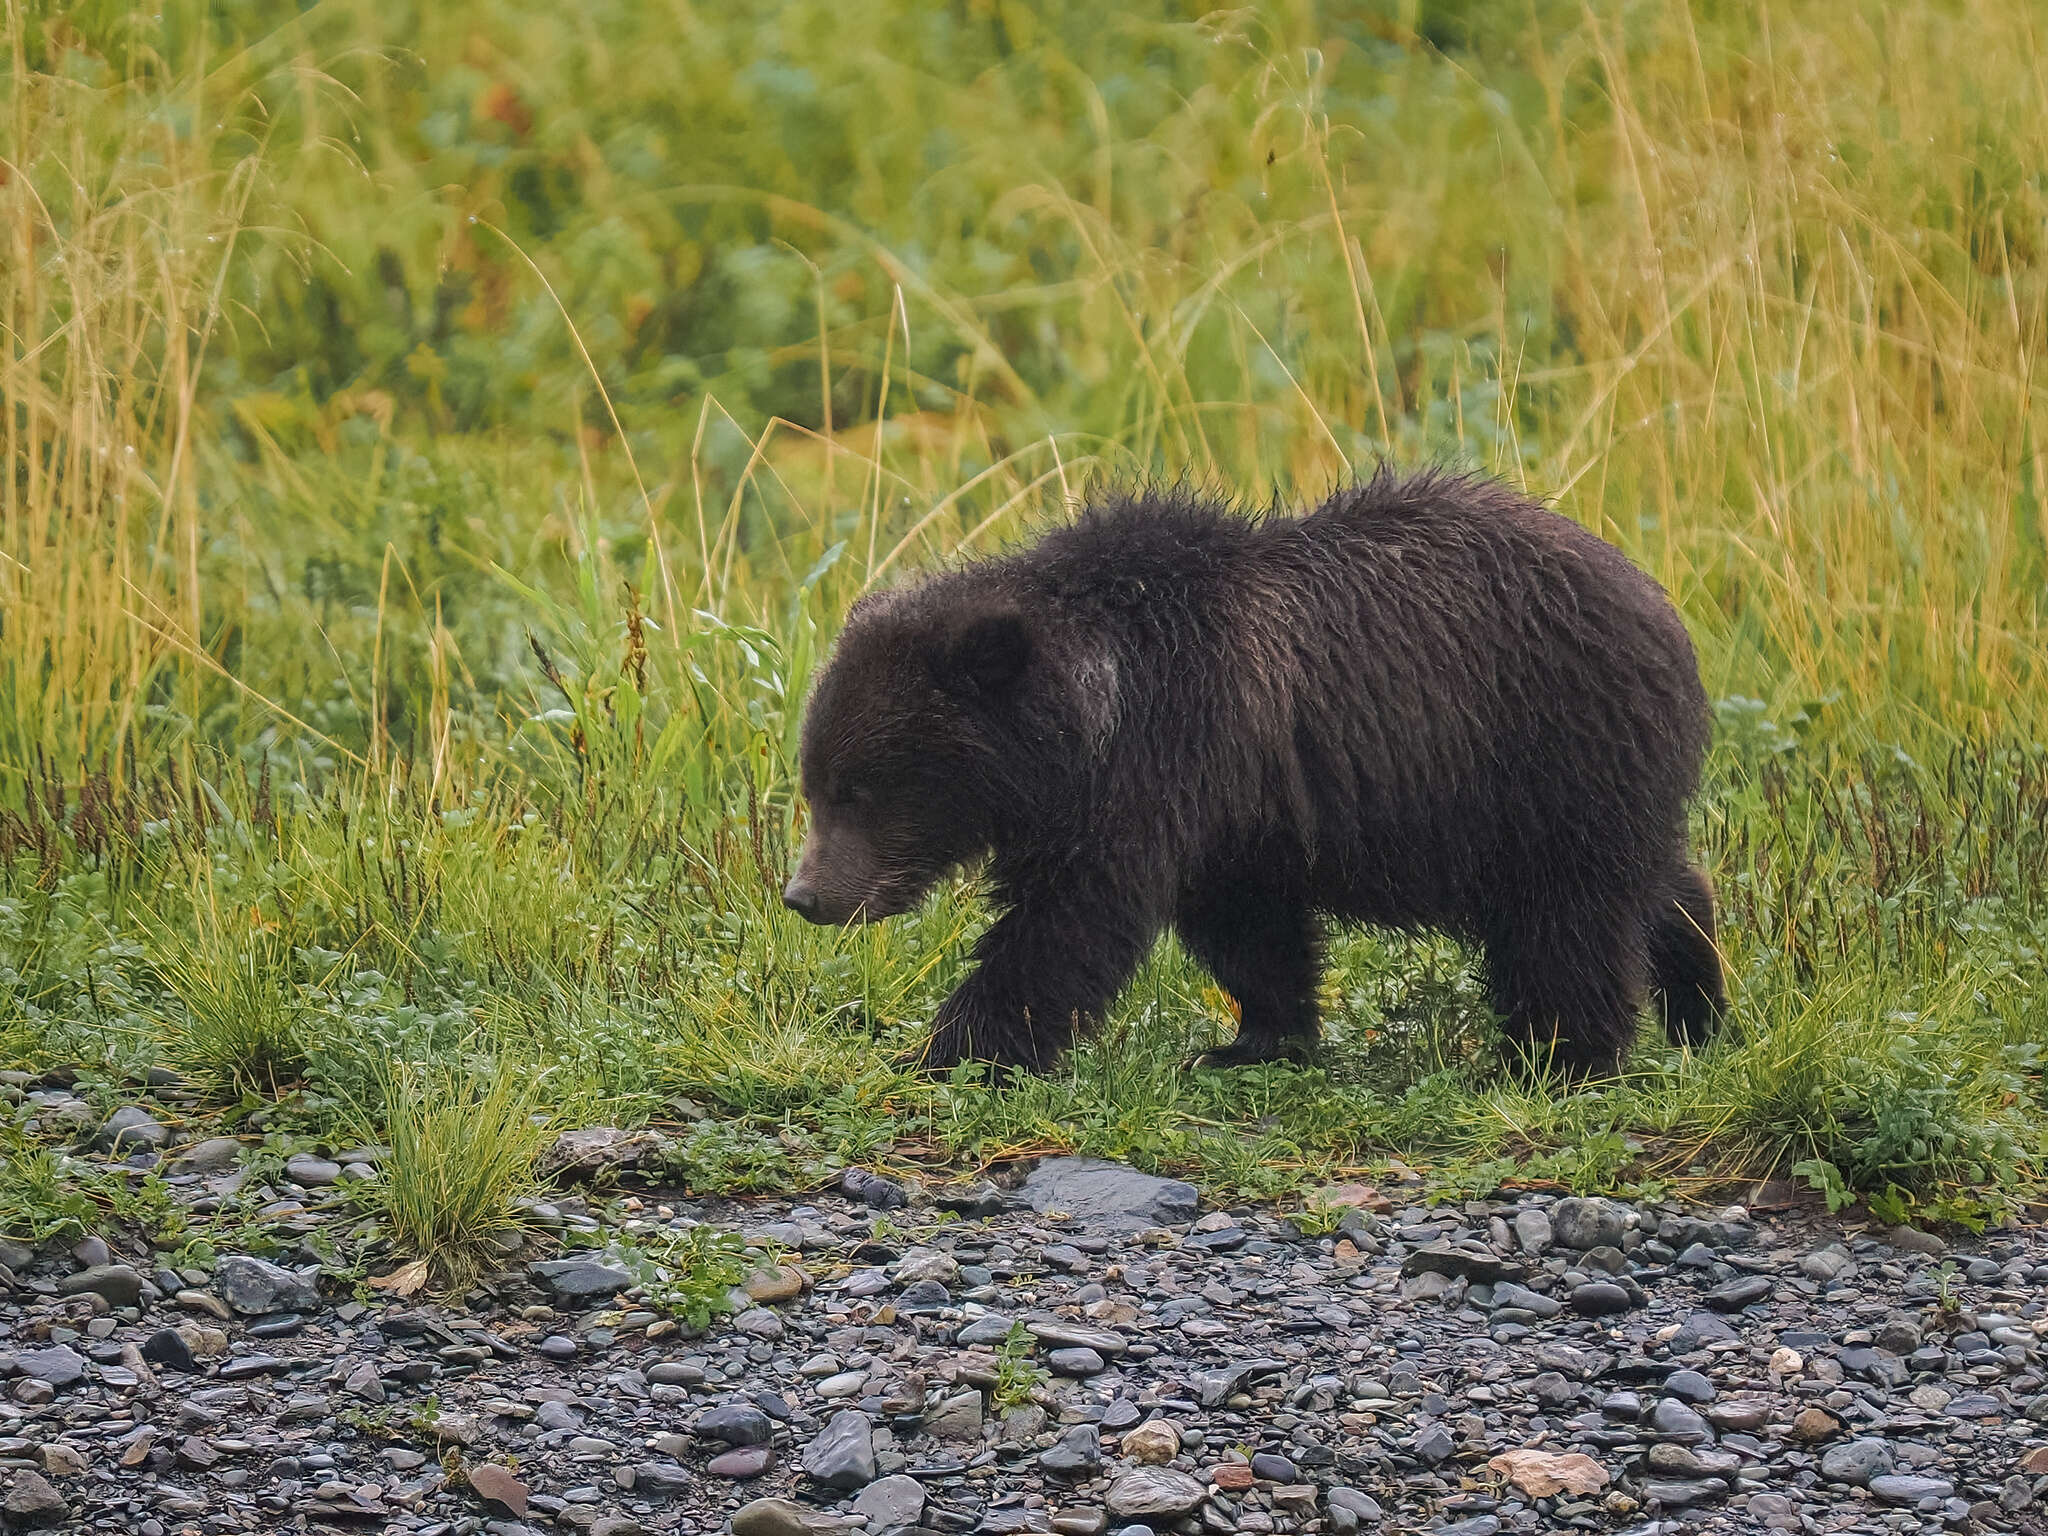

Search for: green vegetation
xmin=3 ymin=0 xmax=2046 ymax=1278
xmin=582 ymin=1222 xmax=757 ymax=1333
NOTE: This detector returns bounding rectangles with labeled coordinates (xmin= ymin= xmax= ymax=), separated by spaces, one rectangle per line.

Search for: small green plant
xmin=1790 ymin=1159 xmax=1857 ymax=1214
xmin=1932 ymin=1261 xmax=1963 ymax=1314
xmin=0 ymin=1142 xmax=104 ymax=1245
xmin=1287 ymin=1198 xmax=1346 ymax=1237
xmin=1866 ymin=1184 xmax=1916 ymax=1228
xmin=868 ymin=1213 xmax=905 ymax=1245
xmin=592 ymin=1224 xmax=752 ymax=1331
xmin=991 ymin=1322 xmax=1049 ymax=1411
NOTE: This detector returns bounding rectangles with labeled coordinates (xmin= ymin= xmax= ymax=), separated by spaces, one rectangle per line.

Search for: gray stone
xmin=214 ymin=1255 xmax=320 ymax=1315
xmin=93 ymin=1105 xmax=168 ymax=1154
xmin=170 ymin=1137 xmax=242 ymax=1174
xmin=1048 ymin=1347 xmax=1106 ymax=1377
xmin=853 ymin=1474 xmax=928 ymax=1531
xmin=957 ymin=1313 xmax=1017 ymax=1347
xmin=1869 ymin=1474 xmax=1955 ymax=1506
xmin=1401 ymin=1242 xmax=1524 ymax=1284
xmin=1411 ymin=1423 xmax=1456 ymax=1464
xmin=1 ymin=1469 xmax=69 ymax=1525
xmin=1550 ymin=1197 xmax=1627 ymax=1250
xmin=695 ymin=1403 xmax=774 ymax=1446
xmin=1019 ymin=1158 xmax=1199 ymax=1230
xmin=1512 ymin=1208 xmax=1553 ymax=1256
xmin=57 ymin=1264 xmax=145 ymax=1309
xmin=13 ymin=1346 xmax=86 ymax=1388
xmin=1704 ymin=1275 xmax=1772 ymax=1311
xmin=1820 ymin=1438 xmax=1896 ymax=1486
xmin=801 ymin=1409 xmax=877 ymax=1489
xmin=1436 ymin=1521 xmax=1501 ymax=1536
xmin=1105 ymin=1469 xmax=1207 ymax=1520
xmin=284 ymin=1154 xmax=341 ymax=1186
xmin=1664 ymin=1369 xmax=1716 ymax=1403
xmin=539 ymin=1126 xmax=671 ymax=1178
xmin=1650 ymin=1399 xmax=1710 ymax=1443
xmin=1570 ymin=1281 xmax=1632 ymax=1316
xmin=925 ymin=1390 xmax=984 ymax=1442
xmin=1039 ymin=1425 xmax=1103 ymax=1480
xmin=528 ymin=1258 xmax=632 ymax=1303
xmin=732 ymin=1498 xmax=851 ymax=1536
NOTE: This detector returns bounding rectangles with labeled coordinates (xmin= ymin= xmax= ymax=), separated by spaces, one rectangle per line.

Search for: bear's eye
xmin=833 ymin=780 xmax=876 ymax=809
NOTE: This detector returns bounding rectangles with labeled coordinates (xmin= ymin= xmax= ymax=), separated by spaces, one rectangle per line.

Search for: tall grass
xmin=2 ymin=0 xmax=2046 ymax=1240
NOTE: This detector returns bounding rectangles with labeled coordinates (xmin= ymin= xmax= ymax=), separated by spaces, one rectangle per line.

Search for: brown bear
xmin=783 ymin=468 xmax=1725 ymax=1079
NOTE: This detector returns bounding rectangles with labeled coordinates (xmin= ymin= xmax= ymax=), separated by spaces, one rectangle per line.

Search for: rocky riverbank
xmin=3 ymin=1100 xmax=2047 ymax=1535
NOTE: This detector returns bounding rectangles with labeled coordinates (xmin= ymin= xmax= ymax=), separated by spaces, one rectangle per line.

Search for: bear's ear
xmin=937 ymin=608 xmax=1031 ymax=698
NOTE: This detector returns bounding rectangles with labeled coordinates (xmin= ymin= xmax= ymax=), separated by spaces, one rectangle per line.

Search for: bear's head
xmin=783 ymin=581 xmax=1116 ymax=925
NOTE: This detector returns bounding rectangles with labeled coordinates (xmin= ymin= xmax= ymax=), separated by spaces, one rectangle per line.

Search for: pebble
xmin=1819 ymin=1437 xmax=1895 ymax=1485
xmin=800 ymin=1408 xmax=877 ymax=1489
xmin=528 ymin=1258 xmax=632 ymax=1303
xmin=1870 ymin=1473 xmax=1956 ymax=1505
xmin=466 ymin=1462 xmax=529 ymax=1519
xmin=213 ymin=1254 xmax=320 ymax=1315
xmin=852 ymin=1473 xmax=926 ymax=1530
xmin=695 ymin=1402 xmax=774 ymax=1445
xmin=2 ymin=1146 xmax=2042 ymax=1536
xmin=94 ymin=1106 xmax=169 ymax=1154
xmin=708 ymin=1444 xmax=774 ymax=1478
xmin=1120 ymin=1419 xmax=1180 ymax=1464
xmin=1570 ymin=1280 xmax=1632 ymax=1315
xmin=1105 ymin=1468 xmax=1207 ymax=1520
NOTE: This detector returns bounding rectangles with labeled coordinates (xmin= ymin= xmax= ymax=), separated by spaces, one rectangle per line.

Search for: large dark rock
xmin=1019 ymin=1158 xmax=1199 ymax=1229
xmin=214 ymin=1255 xmax=320 ymax=1316
xmin=801 ymin=1409 xmax=877 ymax=1489
xmin=528 ymin=1258 xmax=633 ymax=1303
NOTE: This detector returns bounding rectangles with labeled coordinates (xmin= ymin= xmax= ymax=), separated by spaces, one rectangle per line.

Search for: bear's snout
xmin=781 ymin=878 xmax=823 ymax=921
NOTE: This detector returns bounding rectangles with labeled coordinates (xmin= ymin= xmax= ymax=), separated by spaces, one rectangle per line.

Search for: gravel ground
xmin=5 ymin=1095 xmax=2048 ymax=1536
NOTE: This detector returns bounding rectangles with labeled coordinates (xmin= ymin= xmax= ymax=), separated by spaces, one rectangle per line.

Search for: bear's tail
xmin=1647 ymin=863 xmax=1726 ymax=1048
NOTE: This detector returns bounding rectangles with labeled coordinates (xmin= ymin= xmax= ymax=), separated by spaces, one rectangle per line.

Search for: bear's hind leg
xmin=1484 ymin=901 xmax=1649 ymax=1081
xmin=1647 ymin=862 xmax=1726 ymax=1048
xmin=1175 ymin=881 xmax=1323 ymax=1068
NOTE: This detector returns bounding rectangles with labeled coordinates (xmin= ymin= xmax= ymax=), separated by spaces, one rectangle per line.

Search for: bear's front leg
xmin=919 ymin=886 xmax=1160 ymax=1075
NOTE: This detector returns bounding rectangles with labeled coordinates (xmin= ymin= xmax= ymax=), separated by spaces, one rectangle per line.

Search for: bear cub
xmin=784 ymin=468 xmax=1726 ymax=1079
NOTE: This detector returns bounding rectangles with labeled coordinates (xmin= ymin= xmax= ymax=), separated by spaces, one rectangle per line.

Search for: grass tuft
xmin=365 ymin=1060 xmax=551 ymax=1294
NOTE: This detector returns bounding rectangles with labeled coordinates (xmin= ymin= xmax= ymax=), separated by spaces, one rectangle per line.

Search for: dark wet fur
xmin=788 ymin=468 xmax=1727 ymax=1079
